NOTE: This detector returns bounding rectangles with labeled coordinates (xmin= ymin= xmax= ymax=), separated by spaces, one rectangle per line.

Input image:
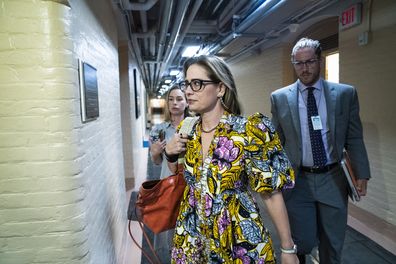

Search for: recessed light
xmin=182 ymin=46 xmax=200 ymax=57
xmin=170 ymin=69 xmax=180 ymax=76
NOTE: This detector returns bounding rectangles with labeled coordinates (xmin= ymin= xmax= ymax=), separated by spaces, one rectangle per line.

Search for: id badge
xmin=311 ymin=115 xmax=323 ymax=130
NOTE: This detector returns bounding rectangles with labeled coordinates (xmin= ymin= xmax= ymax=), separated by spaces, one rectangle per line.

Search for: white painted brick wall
xmin=230 ymin=46 xmax=289 ymax=116
xmin=0 ymin=0 xmax=128 ymax=263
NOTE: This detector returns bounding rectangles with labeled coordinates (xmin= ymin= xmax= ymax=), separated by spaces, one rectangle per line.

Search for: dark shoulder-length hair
xmin=183 ymin=55 xmax=241 ymax=115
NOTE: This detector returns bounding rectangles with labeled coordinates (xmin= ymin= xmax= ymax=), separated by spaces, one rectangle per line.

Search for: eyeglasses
xmin=179 ymin=79 xmax=220 ymax=92
xmin=291 ymin=58 xmax=319 ymax=68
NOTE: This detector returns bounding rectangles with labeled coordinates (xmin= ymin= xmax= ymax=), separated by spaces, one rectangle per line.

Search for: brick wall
xmin=0 ymin=0 xmax=128 ymax=263
xmin=230 ymin=46 xmax=286 ymax=116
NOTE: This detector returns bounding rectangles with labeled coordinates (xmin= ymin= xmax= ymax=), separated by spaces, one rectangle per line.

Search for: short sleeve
xmin=244 ymin=113 xmax=295 ymax=193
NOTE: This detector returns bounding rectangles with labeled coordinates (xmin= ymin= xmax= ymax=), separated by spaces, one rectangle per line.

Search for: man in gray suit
xmin=271 ymin=38 xmax=370 ymax=264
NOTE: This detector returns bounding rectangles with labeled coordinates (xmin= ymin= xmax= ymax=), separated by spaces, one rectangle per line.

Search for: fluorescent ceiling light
xmin=182 ymin=46 xmax=200 ymax=57
xmin=164 ymin=79 xmax=172 ymax=84
xmin=170 ymin=69 xmax=180 ymax=76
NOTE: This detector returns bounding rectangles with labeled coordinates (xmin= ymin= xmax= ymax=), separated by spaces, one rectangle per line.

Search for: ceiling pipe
xmin=292 ymin=0 xmax=336 ymax=23
xmin=200 ymin=0 xmax=218 ymax=17
xmin=159 ymin=0 xmax=203 ymax=85
xmin=138 ymin=2 xmax=151 ymax=88
xmin=212 ymin=0 xmax=225 ymax=15
xmin=117 ymin=0 xmax=151 ymax=89
xmin=227 ymin=0 xmax=337 ymax=64
xmin=152 ymin=0 xmax=174 ymax=91
xmin=159 ymin=0 xmax=191 ymax=73
xmin=156 ymin=0 xmax=174 ymax=63
xmin=149 ymin=34 xmax=156 ymax=89
xmin=153 ymin=0 xmax=191 ymax=90
xmin=161 ymin=0 xmax=203 ymax=74
xmin=217 ymin=0 xmax=250 ymax=31
xmin=207 ymin=0 xmax=284 ymax=55
xmin=120 ymin=0 xmax=158 ymax=11
xmin=120 ymin=0 xmax=161 ymax=91
xmin=132 ymin=36 xmax=150 ymax=87
xmin=133 ymin=27 xmax=157 ymax=88
xmin=130 ymin=30 xmax=149 ymax=88
xmin=139 ymin=5 xmax=149 ymax=50
xmin=132 ymin=31 xmax=155 ymax=38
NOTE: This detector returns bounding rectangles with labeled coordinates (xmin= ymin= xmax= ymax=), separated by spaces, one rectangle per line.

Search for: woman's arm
xmin=261 ymin=191 xmax=299 ymax=264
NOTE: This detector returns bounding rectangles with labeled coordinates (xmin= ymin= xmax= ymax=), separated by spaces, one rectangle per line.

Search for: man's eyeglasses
xmin=179 ymin=79 xmax=219 ymax=92
xmin=291 ymin=59 xmax=319 ymax=68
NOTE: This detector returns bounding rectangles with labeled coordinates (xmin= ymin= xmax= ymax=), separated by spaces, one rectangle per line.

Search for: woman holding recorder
xmin=164 ymin=55 xmax=299 ymax=263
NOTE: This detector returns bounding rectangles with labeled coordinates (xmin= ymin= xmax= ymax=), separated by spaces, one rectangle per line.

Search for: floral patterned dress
xmin=171 ymin=112 xmax=295 ymax=264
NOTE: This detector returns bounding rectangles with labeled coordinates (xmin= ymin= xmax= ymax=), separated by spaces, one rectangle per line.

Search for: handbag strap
xmin=138 ymin=220 xmax=162 ymax=264
xmin=128 ymin=220 xmax=161 ymax=264
xmin=128 ymin=117 xmax=198 ymax=263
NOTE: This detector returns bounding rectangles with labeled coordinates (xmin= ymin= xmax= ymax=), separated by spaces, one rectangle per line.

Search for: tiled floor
xmin=255 ymin=191 xmax=396 ymax=263
xmin=124 ymin=147 xmax=148 ymax=264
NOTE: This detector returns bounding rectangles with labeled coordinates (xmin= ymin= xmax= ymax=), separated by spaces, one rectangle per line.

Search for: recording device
xmin=179 ymin=117 xmax=199 ymax=140
xmin=159 ymin=130 xmax=165 ymax=141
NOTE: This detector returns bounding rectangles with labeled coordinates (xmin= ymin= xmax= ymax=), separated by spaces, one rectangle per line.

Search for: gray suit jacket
xmin=271 ymin=80 xmax=370 ymax=179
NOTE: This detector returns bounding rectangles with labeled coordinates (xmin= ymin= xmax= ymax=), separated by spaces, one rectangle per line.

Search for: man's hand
xmin=356 ymin=179 xmax=368 ymax=196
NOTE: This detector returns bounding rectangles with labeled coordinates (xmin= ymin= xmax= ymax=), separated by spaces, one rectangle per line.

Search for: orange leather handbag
xmin=128 ymin=117 xmax=198 ymax=264
xmin=135 ymin=163 xmax=186 ymax=234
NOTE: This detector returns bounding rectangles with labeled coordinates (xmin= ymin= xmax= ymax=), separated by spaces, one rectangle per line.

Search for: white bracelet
xmin=280 ymin=244 xmax=297 ymax=254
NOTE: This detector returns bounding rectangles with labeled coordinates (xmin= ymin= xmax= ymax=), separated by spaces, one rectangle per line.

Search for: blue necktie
xmin=307 ymin=87 xmax=327 ymax=166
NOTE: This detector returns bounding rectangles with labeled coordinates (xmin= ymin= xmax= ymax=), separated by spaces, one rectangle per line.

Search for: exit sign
xmin=340 ymin=3 xmax=362 ymax=30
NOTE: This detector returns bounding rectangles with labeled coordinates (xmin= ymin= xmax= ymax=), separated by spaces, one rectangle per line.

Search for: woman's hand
xmin=150 ymin=140 xmax=166 ymax=156
xmin=165 ymin=133 xmax=189 ymax=156
xmin=149 ymin=139 xmax=166 ymax=165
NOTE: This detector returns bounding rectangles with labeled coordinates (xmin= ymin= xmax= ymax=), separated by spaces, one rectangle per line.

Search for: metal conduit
xmin=153 ymin=0 xmax=174 ymax=91
xmin=118 ymin=0 xmax=150 ymax=89
xmin=207 ymin=0 xmax=283 ymax=55
xmin=158 ymin=0 xmax=203 ymax=86
xmin=160 ymin=0 xmax=191 ymax=73
xmin=121 ymin=0 xmax=158 ymax=11
xmin=227 ymin=0 xmax=337 ymax=64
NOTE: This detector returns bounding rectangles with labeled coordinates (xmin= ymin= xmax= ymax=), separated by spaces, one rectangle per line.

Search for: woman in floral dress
xmin=165 ymin=55 xmax=299 ymax=263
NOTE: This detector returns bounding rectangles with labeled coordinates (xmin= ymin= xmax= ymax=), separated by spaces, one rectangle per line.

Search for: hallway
xmin=1 ymin=1 xmax=396 ymax=263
